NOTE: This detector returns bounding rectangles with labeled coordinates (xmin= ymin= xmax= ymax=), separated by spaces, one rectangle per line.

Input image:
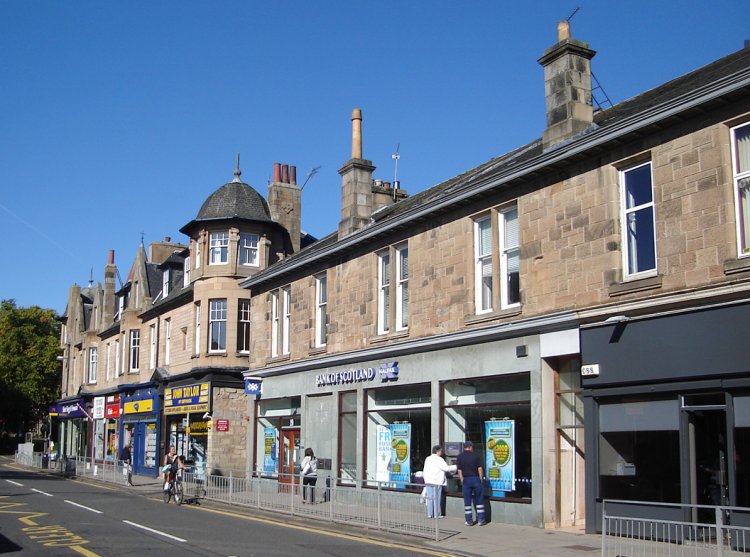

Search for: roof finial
xmin=233 ymin=153 xmax=242 ymax=182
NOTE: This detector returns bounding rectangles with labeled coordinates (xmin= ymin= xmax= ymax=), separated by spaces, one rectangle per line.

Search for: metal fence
xmin=16 ymin=452 xmax=445 ymax=541
xmin=602 ymin=499 xmax=750 ymax=556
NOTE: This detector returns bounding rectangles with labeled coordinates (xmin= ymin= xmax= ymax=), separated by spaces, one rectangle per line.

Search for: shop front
xmin=121 ymin=387 xmax=160 ymax=476
xmin=581 ymin=301 xmax=750 ymax=533
xmin=247 ymin=327 xmax=580 ymax=527
xmin=49 ymin=397 xmax=90 ymax=460
xmin=163 ymin=381 xmax=210 ymax=471
xmin=91 ymin=394 xmax=122 ymax=463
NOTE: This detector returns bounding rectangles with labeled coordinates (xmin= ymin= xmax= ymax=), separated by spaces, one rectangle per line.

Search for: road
xmin=0 ymin=463 xmax=451 ymax=557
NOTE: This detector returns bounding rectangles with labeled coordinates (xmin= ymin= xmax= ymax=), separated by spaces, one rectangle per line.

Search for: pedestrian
xmin=162 ymin=445 xmax=178 ymax=491
xmin=300 ymin=447 xmax=318 ymax=503
xmin=422 ymin=445 xmax=457 ymax=519
xmin=456 ymin=440 xmax=486 ymax=526
xmin=119 ymin=442 xmax=133 ymax=486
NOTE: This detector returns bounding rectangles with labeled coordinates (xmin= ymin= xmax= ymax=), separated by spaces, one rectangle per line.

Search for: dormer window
xmin=162 ymin=269 xmax=170 ymax=298
xmin=209 ymin=232 xmax=229 ymax=265
xmin=239 ymin=233 xmax=259 ymax=266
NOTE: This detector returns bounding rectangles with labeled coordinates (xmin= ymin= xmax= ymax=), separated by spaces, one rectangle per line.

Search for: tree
xmin=0 ymin=299 xmax=60 ymax=436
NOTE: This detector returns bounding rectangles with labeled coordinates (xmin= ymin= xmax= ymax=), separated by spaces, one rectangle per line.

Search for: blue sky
xmin=1 ymin=1 xmax=749 ymax=314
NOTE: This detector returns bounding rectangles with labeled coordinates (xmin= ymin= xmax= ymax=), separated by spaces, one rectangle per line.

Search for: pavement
xmin=3 ymin=459 xmax=602 ymax=557
xmin=120 ymin=473 xmax=602 ymax=557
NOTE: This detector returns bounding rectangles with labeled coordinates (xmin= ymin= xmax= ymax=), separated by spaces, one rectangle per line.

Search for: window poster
xmin=144 ymin=423 xmax=157 ymax=468
xmin=263 ymin=427 xmax=278 ymax=474
xmin=389 ymin=423 xmax=411 ymax=488
xmin=94 ymin=419 xmax=105 ymax=461
xmin=376 ymin=425 xmax=392 ymax=483
xmin=485 ymin=419 xmax=515 ymax=497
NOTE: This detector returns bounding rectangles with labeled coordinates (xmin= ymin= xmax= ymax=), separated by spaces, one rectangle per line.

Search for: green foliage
xmin=0 ymin=299 xmax=61 ymax=433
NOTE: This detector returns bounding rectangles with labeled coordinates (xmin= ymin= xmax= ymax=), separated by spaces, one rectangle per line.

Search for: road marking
xmin=65 ymin=500 xmax=103 ymax=514
xmin=180 ymin=505 xmax=456 ymax=557
xmin=5 ymin=479 xmax=23 ymax=486
xmin=70 ymin=478 xmax=117 ymax=491
xmin=31 ymin=488 xmax=53 ymax=497
xmin=123 ymin=520 xmax=187 ymax=542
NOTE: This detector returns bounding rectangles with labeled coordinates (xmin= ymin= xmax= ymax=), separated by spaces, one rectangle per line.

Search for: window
xmin=315 ymin=274 xmax=328 ymax=347
xmin=239 ymin=233 xmax=259 ymax=266
xmin=106 ymin=343 xmax=111 ymax=381
xmin=271 ymin=287 xmax=291 ymax=357
xmin=162 ymin=269 xmax=170 ymax=298
xmin=473 ymin=205 xmax=520 ymax=314
xmin=129 ymin=329 xmax=140 ymax=372
xmin=149 ymin=323 xmax=157 ymax=369
xmin=377 ymin=251 xmax=390 ymax=334
xmin=209 ymin=231 xmax=229 ymax=265
xmin=194 ymin=303 xmax=201 ymax=355
xmin=88 ymin=347 xmax=97 ymax=384
xmin=183 ymin=255 xmax=191 ymax=286
xmin=195 ymin=241 xmax=202 ymax=269
xmin=395 ymin=245 xmax=409 ymax=331
xmin=209 ymin=299 xmax=227 ymax=352
xmin=114 ymin=339 xmax=120 ymax=376
xmin=237 ymin=300 xmax=251 ymax=353
xmin=621 ymin=162 xmax=656 ymax=278
xmin=598 ymin=398 xmax=680 ymax=502
xmin=732 ymin=123 xmax=750 ymax=256
xmin=164 ymin=318 xmax=171 ymax=365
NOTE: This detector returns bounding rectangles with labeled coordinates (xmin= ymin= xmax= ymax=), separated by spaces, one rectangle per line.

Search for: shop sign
xmin=93 ymin=397 xmax=105 ymax=419
xmin=123 ymin=399 xmax=154 ymax=415
xmin=48 ymin=400 xmax=88 ymax=418
xmin=164 ymin=382 xmax=210 ymax=415
xmin=215 ymin=419 xmax=229 ymax=432
xmin=316 ymin=361 xmax=399 ymax=387
xmin=105 ymin=395 xmax=120 ymax=418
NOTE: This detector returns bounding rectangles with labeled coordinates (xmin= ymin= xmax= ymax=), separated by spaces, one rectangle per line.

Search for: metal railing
xmin=15 ymin=452 xmax=446 ymax=541
xmin=603 ymin=499 xmax=750 ymax=556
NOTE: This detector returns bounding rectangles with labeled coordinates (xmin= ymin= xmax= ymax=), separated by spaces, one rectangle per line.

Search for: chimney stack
xmin=103 ymin=250 xmax=116 ymax=324
xmin=339 ymin=108 xmax=375 ymax=239
xmin=268 ymin=161 xmax=302 ymax=252
xmin=538 ymin=21 xmax=596 ymax=150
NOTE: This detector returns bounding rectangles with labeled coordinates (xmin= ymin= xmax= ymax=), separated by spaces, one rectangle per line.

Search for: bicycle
xmin=162 ymin=468 xmax=184 ymax=505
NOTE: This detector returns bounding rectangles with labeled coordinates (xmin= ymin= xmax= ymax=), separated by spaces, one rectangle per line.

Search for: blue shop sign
xmin=49 ymin=400 xmax=88 ymax=418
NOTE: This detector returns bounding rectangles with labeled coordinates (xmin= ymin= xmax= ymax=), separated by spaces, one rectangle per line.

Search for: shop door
xmin=278 ymin=428 xmax=300 ymax=488
xmin=131 ymin=423 xmax=146 ymax=475
xmin=687 ymin=409 xmax=728 ymax=523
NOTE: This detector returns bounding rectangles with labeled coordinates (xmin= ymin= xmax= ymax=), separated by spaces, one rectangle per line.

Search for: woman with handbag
xmin=300 ymin=447 xmax=318 ymax=504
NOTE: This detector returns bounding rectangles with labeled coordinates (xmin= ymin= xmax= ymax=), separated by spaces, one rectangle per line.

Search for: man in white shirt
xmin=422 ymin=445 xmax=457 ymax=519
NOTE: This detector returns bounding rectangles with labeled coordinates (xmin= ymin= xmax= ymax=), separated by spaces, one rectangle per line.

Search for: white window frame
xmin=377 ymin=251 xmax=390 ymax=335
xmin=114 ymin=339 xmax=121 ymax=376
xmin=106 ymin=343 xmax=111 ymax=381
xmin=209 ymin=299 xmax=227 ymax=353
xmin=499 ymin=206 xmax=520 ymax=309
xmin=195 ymin=241 xmax=202 ymax=269
xmin=164 ymin=318 xmax=171 ymax=365
xmin=121 ymin=332 xmax=127 ymax=375
xmin=731 ymin=122 xmax=750 ymax=257
xmin=474 ymin=215 xmax=493 ymax=314
xmin=239 ymin=232 xmax=259 ymax=267
xmin=271 ymin=291 xmax=280 ymax=358
xmin=162 ymin=269 xmax=170 ymax=298
xmin=129 ymin=329 xmax=140 ymax=373
xmin=149 ymin=323 xmax=157 ymax=369
xmin=194 ymin=303 xmax=201 ymax=355
xmin=281 ymin=287 xmax=291 ymax=356
xmin=183 ymin=254 xmax=191 ymax=286
xmin=315 ymin=274 xmax=327 ymax=347
xmin=395 ymin=244 xmax=409 ymax=331
xmin=620 ymin=161 xmax=657 ymax=280
xmin=209 ymin=231 xmax=229 ymax=265
xmin=88 ymin=347 xmax=97 ymax=384
xmin=237 ymin=300 xmax=251 ymax=354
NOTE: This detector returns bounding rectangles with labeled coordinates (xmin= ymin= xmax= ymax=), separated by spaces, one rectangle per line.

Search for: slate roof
xmin=240 ymin=45 xmax=750 ymax=291
xmin=180 ymin=179 xmax=273 ymax=234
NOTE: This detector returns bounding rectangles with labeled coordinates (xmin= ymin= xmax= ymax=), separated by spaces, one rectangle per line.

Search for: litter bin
xmin=42 ymin=453 xmax=49 ymax=469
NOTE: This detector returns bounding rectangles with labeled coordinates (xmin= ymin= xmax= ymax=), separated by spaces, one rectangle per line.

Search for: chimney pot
xmin=164 ymin=236 xmax=171 ymax=242
xmin=281 ymin=164 xmax=289 ymax=184
xmin=557 ymin=20 xmax=570 ymax=42
xmin=290 ymin=165 xmax=297 ymax=185
xmin=273 ymin=163 xmax=281 ymax=183
xmin=351 ymin=108 xmax=363 ymax=160
xmin=108 ymin=250 xmax=115 ymax=265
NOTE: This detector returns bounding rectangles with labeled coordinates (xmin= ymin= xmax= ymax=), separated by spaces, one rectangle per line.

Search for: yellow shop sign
xmin=123 ymin=399 xmax=154 ymax=414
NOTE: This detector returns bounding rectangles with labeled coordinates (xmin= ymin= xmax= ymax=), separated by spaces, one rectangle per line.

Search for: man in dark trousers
xmin=120 ymin=442 xmax=133 ymax=486
xmin=456 ymin=440 xmax=486 ymax=526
